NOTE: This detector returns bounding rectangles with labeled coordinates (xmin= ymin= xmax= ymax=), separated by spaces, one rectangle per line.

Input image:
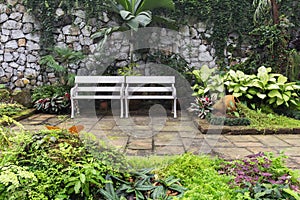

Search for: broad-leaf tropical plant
xmin=92 ymin=0 xmax=175 ymax=50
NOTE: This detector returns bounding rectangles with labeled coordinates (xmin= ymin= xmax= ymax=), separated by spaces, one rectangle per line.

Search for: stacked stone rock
xmin=0 ymin=1 xmax=217 ymax=90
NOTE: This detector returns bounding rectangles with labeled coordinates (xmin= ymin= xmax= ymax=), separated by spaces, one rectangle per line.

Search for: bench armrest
xmin=70 ymin=84 xmax=78 ymax=98
xmin=172 ymin=84 xmax=177 ymax=98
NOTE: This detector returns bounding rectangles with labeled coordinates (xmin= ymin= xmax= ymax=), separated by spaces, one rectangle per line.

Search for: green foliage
xmin=287 ymin=50 xmax=300 ymax=82
xmin=0 ymin=89 xmax=11 ymax=102
xmin=188 ymin=97 xmax=213 ymax=119
xmin=157 ymin=153 xmax=242 ymax=200
xmin=220 ymin=152 xmax=300 ymax=199
xmin=112 ymin=0 xmax=175 ymax=31
xmin=224 ymin=66 xmax=300 ymax=108
xmin=0 ymin=103 xmax=26 ymax=117
xmin=191 ymin=65 xmax=224 ymax=100
xmin=207 ymin=114 xmax=251 ymax=126
xmin=31 ymin=85 xmax=70 ymax=102
xmin=32 ymin=85 xmax=71 ymax=114
xmin=22 ymin=0 xmax=111 ymax=53
xmin=100 ymin=168 xmax=185 ymax=200
xmin=117 ymin=63 xmax=141 ymax=76
xmin=146 ymin=50 xmax=194 ymax=83
xmin=33 ymin=95 xmax=70 ymax=114
xmin=238 ymin=103 xmax=300 ymax=130
xmin=0 ymin=129 xmax=129 ymax=199
xmin=40 ymin=47 xmax=84 ymax=86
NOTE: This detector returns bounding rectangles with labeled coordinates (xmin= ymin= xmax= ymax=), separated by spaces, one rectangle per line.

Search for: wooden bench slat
xmin=127 ymin=95 xmax=174 ymax=99
xmin=126 ymin=76 xmax=175 ymax=84
xmin=75 ymin=76 xmax=125 ymax=83
xmin=77 ymin=87 xmax=123 ymax=92
xmin=127 ymin=87 xmax=172 ymax=92
xmin=73 ymin=95 xmax=122 ymax=100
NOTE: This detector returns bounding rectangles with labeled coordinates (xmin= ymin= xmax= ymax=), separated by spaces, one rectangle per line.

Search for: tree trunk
xmin=270 ymin=0 xmax=279 ymax=24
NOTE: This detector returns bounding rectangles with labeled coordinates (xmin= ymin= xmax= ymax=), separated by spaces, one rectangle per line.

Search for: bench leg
xmin=173 ymin=98 xmax=177 ymax=118
xmin=71 ymin=98 xmax=75 ymax=118
xmin=120 ymin=98 xmax=124 ymax=118
xmin=125 ymin=98 xmax=129 ymax=118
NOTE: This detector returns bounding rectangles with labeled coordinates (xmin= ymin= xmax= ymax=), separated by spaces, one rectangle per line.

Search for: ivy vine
xmin=22 ymin=0 xmax=111 ymax=54
xmin=15 ymin=0 xmax=300 ymax=65
xmin=159 ymin=0 xmax=300 ymax=66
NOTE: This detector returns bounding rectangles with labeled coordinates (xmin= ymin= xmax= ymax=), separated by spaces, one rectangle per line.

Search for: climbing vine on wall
xmin=16 ymin=0 xmax=300 ymax=65
xmin=22 ymin=0 xmax=111 ymax=54
xmin=160 ymin=0 xmax=300 ymax=67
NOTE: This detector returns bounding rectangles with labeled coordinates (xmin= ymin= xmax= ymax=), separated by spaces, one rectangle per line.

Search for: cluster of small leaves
xmin=100 ymin=168 xmax=186 ymax=200
xmin=32 ymin=85 xmax=71 ymax=114
xmin=188 ymin=96 xmax=213 ymax=119
xmin=207 ymin=114 xmax=251 ymax=126
xmin=34 ymin=94 xmax=70 ymax=114
xmin=0 ymin=128 xmax=130 ymax=199
xmin=32 ymin=85 xmax=71 ymax=102
xmin=219 ymin=152 xmax=300 ymax=199
xmin=0 ymin=103 xmax=26 ymax=117
xmin=157 ymin=153 xmax=243 ymax=199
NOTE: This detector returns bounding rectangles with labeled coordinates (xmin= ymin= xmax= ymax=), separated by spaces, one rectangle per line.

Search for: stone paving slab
xmin=9 ymin=112 xmax=300 ymax=170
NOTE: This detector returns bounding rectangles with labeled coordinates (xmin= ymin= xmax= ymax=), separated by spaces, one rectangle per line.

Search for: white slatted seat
xmin=70 ymin=76 xmax=125 ymax=118
xmin=125 ymin=76 xmax=177 ymax=118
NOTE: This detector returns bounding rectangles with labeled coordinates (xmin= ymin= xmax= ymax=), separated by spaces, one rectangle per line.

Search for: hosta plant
xmin=224 ymin=66 xmax=300 ymax=108
xmin=191 ymin=65 xmax=224 ymax=100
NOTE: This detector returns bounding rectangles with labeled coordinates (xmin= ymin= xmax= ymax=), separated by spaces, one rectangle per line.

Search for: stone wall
xmin=0 ymin=1 xmax=216 ymax=90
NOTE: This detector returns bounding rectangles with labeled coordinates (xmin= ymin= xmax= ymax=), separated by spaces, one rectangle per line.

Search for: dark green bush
xmin=0 ymin=129 xmax=129 ymax=200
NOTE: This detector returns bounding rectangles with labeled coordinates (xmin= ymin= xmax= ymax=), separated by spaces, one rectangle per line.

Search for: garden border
xmin=193 ymin=118 xmax=300 ymax=135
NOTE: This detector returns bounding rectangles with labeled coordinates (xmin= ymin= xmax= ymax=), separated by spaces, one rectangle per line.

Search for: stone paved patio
xmin=12 ymin=112 xmax=300 ymax=170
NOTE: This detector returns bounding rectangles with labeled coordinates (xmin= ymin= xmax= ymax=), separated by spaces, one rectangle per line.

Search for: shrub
xmin=157 ymin=153 xmax=243 ymax=200
xmin=32 ymin=85 xmax=71 ymax=114
xmin=0 ymin=128 xmax=129 ymax=199
xmin=219 ymin=152 xmax=300 ymax=199
xmin=224 ymin=66 xmax=300 ymax=109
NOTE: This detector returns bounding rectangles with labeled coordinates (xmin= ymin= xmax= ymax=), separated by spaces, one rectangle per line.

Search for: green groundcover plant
xmin=0 ymin=103 xmax=26 ymax=117
xmin=0 ymin=118 xmax=299 ymax=199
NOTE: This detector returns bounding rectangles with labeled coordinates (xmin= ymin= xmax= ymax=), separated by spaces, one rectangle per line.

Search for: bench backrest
xmin=125 ymin=76 xmax=175 ymax=84
xmin=75 ymin=76 xmax=125 ymax=84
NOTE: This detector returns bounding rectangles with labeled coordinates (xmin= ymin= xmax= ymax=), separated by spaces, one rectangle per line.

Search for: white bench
xmin=70 ymin=76 xmax=125 ymax=118
xmin=125 ymin=76 xmax=177 ymax=118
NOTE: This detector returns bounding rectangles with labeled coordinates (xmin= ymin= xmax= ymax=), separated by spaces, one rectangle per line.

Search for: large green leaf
xmin=282 ymin=94 xmax=290 ymax=102
xmin=135 ymin=11 xmax=152 ymax=26
xmin=199 ymin=65 xmax=212 ymax=82
xmin=245 ymin=94 xmax=253 ymax=99
xmin=126 ymin=19 xmax=139 ymax=31
xmin=266 ymin=84 xmax=280 ymax=90
xmin=120 ymin=10 xmax=135 ymax=21
xmin=268 ymin=90 xmax=282 ymax=99
xmin=248 ymin=88 xmax=258 ymax=95
xmin=233 ymin=92 xmax=243 ymax=97
xmin=257 ymin=66 xmax=271 ymax=87
xmin=276 ymin=98 xmax=284 ymax=106
xmin=277 ymin=75 xmax=287 ymax=84
xmin=256 ymin=93 xmax=266 ymax=99
xmin=137 ymin=0 xmax=175 ymax=14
